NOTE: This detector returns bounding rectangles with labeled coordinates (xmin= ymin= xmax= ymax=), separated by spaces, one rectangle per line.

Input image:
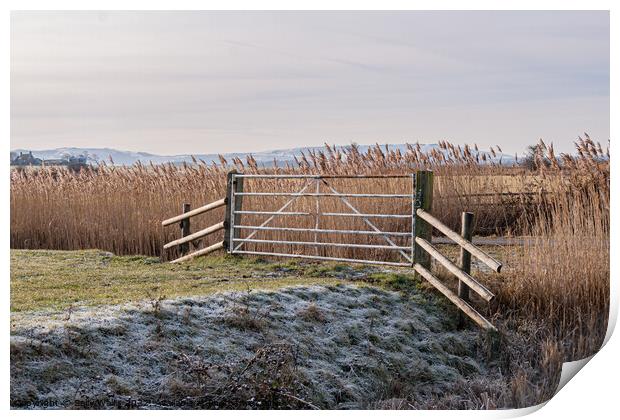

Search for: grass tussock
xmin=10 ymin=285 xmax=560 ymax=409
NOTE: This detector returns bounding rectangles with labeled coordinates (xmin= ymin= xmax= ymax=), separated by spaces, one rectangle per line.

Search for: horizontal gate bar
xmin=234 ymin=210 xmax=311 ymax=216
xmin=321 ymin=212 xmax=410 ymax=219
xmin=232 ymin=180 xmax=315 ymax=253
xmin=320 ymin=180 xmax=413 ymax=264
xmin=234 ymin=211 xmax=410 ymax=219
xmin=413 ymin=263 xmax=496 ymax=331
xmin=163 ymin=222 xmax=225 ymax=250
xmin=416 ymin=209 xmax=502 ymax=273
xmin=415 ymin=237 xmax=495 ymax=302
xmin=233 ymin=174 xmax=414 ymax=179
xmin=234 ymin=225 xmax=412 ymax=237
xmin=233 ymin=238 xmax=411 ymax=251
xmin=233 ymin=250 xmax=412 ymax=267
xmin=235 ymin=192 xmax=412 ymax=198
xmin=162 ymin=198 xmax=226 ymax=227
xmin=171 ymin=241 xmax=225 ymax=263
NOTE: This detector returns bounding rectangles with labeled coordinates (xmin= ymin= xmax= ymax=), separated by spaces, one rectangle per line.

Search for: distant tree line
xmin=10 ymin=151 xmax=91 ymax=168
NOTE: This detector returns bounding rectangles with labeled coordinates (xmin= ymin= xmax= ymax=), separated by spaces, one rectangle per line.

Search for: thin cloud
xmin=10 ymin=11 xmax=610 ymax=155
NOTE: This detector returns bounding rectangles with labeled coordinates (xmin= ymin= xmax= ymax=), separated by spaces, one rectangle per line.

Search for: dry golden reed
xmin=10 ymin=140 xmax=561 ymax=258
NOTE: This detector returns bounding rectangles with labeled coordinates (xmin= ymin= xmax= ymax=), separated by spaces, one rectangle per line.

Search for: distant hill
xmin=11 ymin=144 xmax=516 ymax=167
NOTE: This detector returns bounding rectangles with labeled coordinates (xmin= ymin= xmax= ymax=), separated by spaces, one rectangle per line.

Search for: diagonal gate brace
xmin=233 ymin=180 xmax=314 ymax=252
xmin=320 ymin=179 xmax=413 ymax=264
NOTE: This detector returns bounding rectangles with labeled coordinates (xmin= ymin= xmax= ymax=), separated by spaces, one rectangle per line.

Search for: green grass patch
xmin=10 ymin=250 xmax=349 ymax=312
xmin=368 ymin=272 xmax=420 ymax=292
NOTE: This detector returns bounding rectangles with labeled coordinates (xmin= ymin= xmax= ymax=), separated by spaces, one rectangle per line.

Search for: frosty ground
xmin=11 ymin=249 xmax=524 ymax=409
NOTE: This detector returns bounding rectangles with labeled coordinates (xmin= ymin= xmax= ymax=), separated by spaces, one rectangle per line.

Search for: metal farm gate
xmin=226 ymin=173 xmax=416 ymax=267
xmin=162 ymin=170 xmax=503 ymax=331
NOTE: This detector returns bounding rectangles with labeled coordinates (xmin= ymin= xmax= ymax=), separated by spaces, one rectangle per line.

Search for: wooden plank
xmin=416 ymin=208 xmax=502 ymax=273
xmin=171 ymin=241 xmax=225 ymax=263
xmin=415 ymin=237 xmax=495 ymax=302
xmin=163 ymin=222 xmax=225 ymax=250
xmin=413 ymin=263 xmax=497 ymax=331
xmin=459 ymin=212 xmax=473 ymax=302
xmin=413 ymin=170 xmax=434 ymax=271
xmin=162 ymin=198 xmax=226 ymax=226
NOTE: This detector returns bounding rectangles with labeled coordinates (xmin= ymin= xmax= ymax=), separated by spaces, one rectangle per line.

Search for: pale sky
xmin=11 ymin=11 xmax=609 ymax=155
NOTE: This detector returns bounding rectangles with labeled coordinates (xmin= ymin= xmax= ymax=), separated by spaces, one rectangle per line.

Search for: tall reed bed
xmin=493 ymin=137 xmax=609 ymax=360
xmin=10 ymin=140 xmax=555 ymax=259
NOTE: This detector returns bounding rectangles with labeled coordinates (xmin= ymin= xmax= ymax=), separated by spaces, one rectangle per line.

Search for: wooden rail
xmin=161 ymin=198 xmax=226 ymax=227
xmin=410 ymin=171 xmax=499 ymax=331
xmin=416 ymin=208 xmax=502 ymax=272
xmin=414 ymin=237 xmax=495 ymax=302
xmin=163 ymin=222 xmax=225 ymax=250
xmin=413 ymin=264 xmax=497 ymax=331
xmin=171 ymin=241 xmax=225 ymax=263
xmin=162 ymin=192 xmax=228 ymax=262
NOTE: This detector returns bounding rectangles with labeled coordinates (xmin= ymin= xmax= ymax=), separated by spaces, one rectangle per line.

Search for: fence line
xmin=171 ymin=241 xmax=224 ymax=264
xmin=160 ymin=170 xmax=503 ymax=331
xmin=163 ymin=221 xmax=225 ymax=250
xmin=414 ymin=237 xmax=495 ymax=302
xmin=413 ymin=264 xmax=496 ymax=331
xmin=161 ymin=198 xmax=226 ymax=227
xmin=416 ymin=208 xmax=502 ymax=272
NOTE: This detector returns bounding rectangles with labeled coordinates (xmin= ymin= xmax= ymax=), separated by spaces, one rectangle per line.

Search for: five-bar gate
xmin=161 ymin=170 xmax=503 ymax=331
xmin=226 ymin=172 xmax=416 ymax=267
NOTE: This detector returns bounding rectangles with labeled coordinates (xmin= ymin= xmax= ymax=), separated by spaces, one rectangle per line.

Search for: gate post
xmin=414 ymin=170 xmax=434 ymax=276
xmin=179 ymin=203 xmax=191 ymax=255
xmin=223 ymin=170 xmax=243 ymax=253
xmin=458 ymin=212 xmax=474 ymax=302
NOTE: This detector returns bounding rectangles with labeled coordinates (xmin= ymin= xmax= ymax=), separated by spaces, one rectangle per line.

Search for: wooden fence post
xmin=458 ymin=212 xmax=474 ymax=302
xmin=414 ymin=170 xmax=434 ymax=277
xmin=179 ymin=203 xmax=191 ymax=255
xmin=223 ymin=170 xmax=244 ymax=252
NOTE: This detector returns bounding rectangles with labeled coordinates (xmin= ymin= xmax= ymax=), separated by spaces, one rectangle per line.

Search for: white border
xmin=3 ymin=2 xmax=616 ymax=419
